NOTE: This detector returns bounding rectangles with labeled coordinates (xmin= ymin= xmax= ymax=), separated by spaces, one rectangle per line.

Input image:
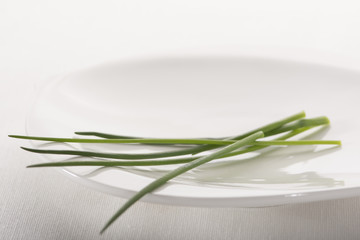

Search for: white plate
xmin=26 ymin=55 xmax=360 ymax=207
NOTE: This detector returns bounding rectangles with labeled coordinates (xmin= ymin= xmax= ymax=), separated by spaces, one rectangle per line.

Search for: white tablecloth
xmin=2 ymin=1 xmax=360 ymax=239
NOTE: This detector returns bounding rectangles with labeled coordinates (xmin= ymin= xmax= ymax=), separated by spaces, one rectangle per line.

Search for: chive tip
xmin=20 ymin=146 xmax=34 ymax=152
xmin=324 ymin=116 xmax=330 ymax=124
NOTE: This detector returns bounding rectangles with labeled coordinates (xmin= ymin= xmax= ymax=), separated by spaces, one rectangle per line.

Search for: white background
xmin=1 ymin=0 xmax=360 ymax=239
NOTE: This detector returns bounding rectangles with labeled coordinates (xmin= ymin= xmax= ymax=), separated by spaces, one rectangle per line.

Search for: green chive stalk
xmin=20 ymin=146 xmax=206 ymax=160
xmin=100 ymin=131 xmax=264 ymax=234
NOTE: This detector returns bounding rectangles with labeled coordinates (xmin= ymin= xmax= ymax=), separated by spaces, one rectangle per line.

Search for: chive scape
xmin=100 ymin=131 xmax=264 ymax=234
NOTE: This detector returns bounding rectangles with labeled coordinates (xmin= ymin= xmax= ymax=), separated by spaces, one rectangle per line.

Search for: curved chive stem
xmin=100 ymin=131 xmax=264 ymax=234
xmin=27 ymin=158 xmax=193 ymax=167
xmin=74 ymin=132 xmax=191 ymax=146
xmin=74 ymin=132 xmax=140 ymax=139
xmin=20 ymin=146 xmax=206 ymax=160
xmin=74 ymin=131 xmax=218 ymax=141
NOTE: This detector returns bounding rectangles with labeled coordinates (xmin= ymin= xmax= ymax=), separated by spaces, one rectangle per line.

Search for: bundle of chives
xmin=9 ymin=111 xmax=341 ymax=233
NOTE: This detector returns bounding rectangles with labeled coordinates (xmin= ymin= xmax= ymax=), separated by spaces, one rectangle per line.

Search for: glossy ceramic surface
xmin=26 ymin=56 xmax=360 ymax=207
